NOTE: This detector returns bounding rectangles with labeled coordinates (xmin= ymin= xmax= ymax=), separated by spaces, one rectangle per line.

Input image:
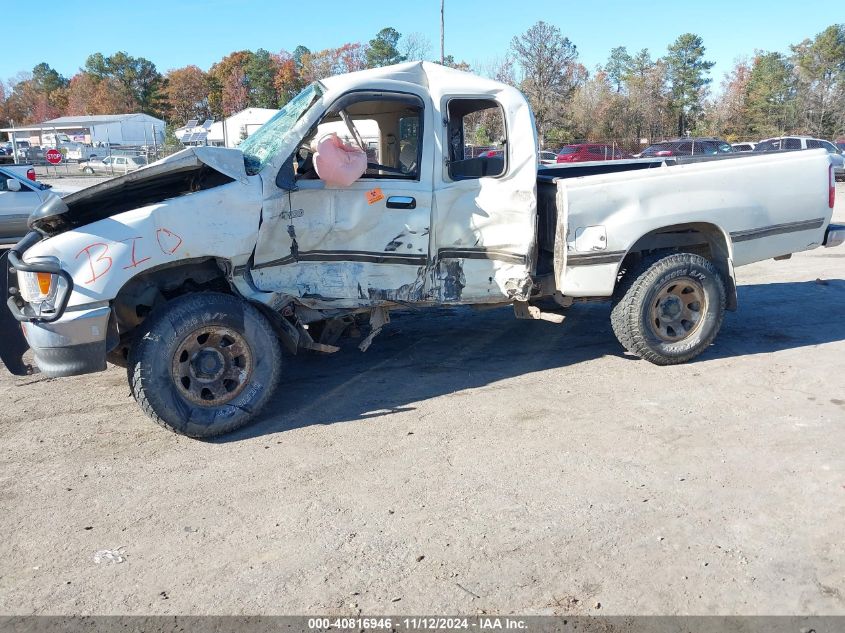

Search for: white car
xmin=731 ymin=142 xmax=756 ymax=152
xmin=0 ymin=166 xmax=57 ymax=243
xmin=538 ymin=150 xmax=558 ymax=165
xmin=755 ymin=136 xmax=844 ymax=180
xmin=79 ymin=155 xmax=147 ymax=175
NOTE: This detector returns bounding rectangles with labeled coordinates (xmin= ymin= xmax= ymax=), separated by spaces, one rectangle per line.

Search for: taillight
xmin=26 ymin=168 xmax=35 ymax=181
xmin=830 ymin=164 xmax=835 ymax=209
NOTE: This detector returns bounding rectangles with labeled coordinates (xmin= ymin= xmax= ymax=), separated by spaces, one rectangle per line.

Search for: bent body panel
xmin=22 ymin=178 xmax=263 ymax=311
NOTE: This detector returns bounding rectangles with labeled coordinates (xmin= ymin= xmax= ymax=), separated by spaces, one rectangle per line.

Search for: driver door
xmin=251 ymin=89 xmax=433 ymax=306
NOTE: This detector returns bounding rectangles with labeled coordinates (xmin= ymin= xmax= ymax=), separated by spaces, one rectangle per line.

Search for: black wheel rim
xmin=170 ymin=326 xmax=253 ymax=406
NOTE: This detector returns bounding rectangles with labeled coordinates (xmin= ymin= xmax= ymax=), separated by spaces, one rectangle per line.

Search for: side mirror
xmin=6 ymin=178 xmax=22 ymax=192
xmin=275 ymin=153 xmax=298 ymax=191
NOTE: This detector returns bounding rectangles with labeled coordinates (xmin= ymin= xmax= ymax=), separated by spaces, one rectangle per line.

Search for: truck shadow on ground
xmin=218 ymin=278 xmax=845 ymax=442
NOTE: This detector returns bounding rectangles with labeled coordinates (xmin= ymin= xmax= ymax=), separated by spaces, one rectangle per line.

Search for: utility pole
xmin=10 ymin=120 xmax=18 ymax=165
xmin=440 ymin=0 xmax=445 ymax=65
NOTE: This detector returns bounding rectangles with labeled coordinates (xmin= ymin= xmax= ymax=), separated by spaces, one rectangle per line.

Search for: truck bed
xmin=536 ymin=158 xmax=665 ymax=274
xmin=536 ymin=150 xmax=834 ymax=289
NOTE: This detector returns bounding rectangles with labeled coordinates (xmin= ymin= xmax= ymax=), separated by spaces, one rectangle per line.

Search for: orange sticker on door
xmin=366 ymin=187 xmax=385 ymax=205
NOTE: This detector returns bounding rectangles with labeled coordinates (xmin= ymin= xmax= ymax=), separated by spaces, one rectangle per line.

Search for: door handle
xmin=386 ymin=196 xmax=416 ymax=209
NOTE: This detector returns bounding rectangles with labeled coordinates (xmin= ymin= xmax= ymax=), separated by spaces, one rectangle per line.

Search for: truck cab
xmin=241 ymin=63 xmax=540 ymax=308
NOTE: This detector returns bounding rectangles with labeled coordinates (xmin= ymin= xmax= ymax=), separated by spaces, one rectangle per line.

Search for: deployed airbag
xmin=312 ymin=133 xmax=367 ymax=186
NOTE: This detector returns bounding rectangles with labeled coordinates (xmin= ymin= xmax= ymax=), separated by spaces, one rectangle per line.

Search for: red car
xmin=556 ymin=143 xmax=627 ymax=163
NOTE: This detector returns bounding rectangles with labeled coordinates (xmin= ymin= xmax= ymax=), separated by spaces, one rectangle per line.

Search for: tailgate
xmin=553 ymin=184 xmax=568 ymax=287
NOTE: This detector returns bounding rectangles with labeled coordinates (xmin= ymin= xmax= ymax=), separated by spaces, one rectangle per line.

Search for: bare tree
xmin=440 ymin=0 xmax=445 ymax=65
xmin=400 ymin=32 xmax=432 ymax=62
xmin=480 ymin=56 xmax=517 ymax=87
xmin=703 ymin=57 xmax=751 ymax=139
xmin=510 ymin=21 xmax=580 ymax=145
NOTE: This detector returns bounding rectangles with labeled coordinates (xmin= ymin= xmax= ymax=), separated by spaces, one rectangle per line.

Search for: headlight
xmin=18 ymin=270 xmax=69 ymax=313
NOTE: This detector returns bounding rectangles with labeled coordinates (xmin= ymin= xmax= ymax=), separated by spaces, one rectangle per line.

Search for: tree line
xmin=1 ymin=22 xmax=843 ymax=149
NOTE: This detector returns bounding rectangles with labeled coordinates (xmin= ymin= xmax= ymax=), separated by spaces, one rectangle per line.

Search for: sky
xmin=3 ymin=0 xmax=842 ymax=90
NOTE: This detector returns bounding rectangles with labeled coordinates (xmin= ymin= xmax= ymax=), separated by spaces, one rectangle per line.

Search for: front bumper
xmin=2 ymin=231 xmax=109 ymax=377
xmin=824 ymin=223 xmax=845 ymax=248
xmin=20 ymin=305 xmax=111 ymax=377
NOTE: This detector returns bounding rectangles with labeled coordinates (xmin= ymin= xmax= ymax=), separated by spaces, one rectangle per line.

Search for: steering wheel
xmin=295 ymin=145 xmax=315 ymax=176
xmin=339 ymin=109 xmax=367 ymax=152
xmin=296 ymin=144 xmax=312 ymax=161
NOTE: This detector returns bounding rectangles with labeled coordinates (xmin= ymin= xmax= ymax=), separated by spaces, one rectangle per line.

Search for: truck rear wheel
xmin=610 ymin=253 xmax=726 ymax=365
xmin=128 ymin=292 xmax=282 ymax=438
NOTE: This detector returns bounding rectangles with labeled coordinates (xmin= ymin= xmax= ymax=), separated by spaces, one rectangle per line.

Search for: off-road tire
xmin=128 ymin=292 xmax=282 ymax=438
xmin=610 ymin=252 xmax=726 ymax=365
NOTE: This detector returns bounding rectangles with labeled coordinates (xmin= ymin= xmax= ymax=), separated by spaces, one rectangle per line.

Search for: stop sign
xmin=45 ymin=148 xmax=63 ymax=164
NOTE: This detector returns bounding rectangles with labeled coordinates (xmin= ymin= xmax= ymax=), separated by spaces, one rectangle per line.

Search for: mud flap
xmin=0 ymin=250 xmax=32 ymax=375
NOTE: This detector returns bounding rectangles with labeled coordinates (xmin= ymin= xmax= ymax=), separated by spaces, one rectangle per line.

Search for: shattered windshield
xmin=240 ymin=83 xmax=322 ymax=174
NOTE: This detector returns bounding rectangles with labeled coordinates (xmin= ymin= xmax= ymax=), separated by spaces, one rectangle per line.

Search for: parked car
xmin=836 ymin=139 xmax=845 ymax=153
xmin=13 ymin=141 xmax=32 ymax=160
xmin=556 ymin=143 xmax=627 ymax=163
xmin=22 ymin=146 xmax=47 ymax=164
xmin=538 ymin=151 xmax=558 ymax=165
xmin=79 ymin=155 xmax=148 ymax=175
xmin=0 ymin=166 xmax=57 ymax=243
xmin=731 ymin=142 xmax=756 ymax=152
xmin=3 ymin=164 xmax=37 ymax=182
xmin=755 ymin=136 xmax=844 ymax=180
xmin=640 ymin=138 xmax=734 ymax=157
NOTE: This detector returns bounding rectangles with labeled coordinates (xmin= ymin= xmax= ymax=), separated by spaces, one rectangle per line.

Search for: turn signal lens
xmin=19 ymin=270 xmax=60 ymax=304
xmin=36 ymin=272 xmax=53 ymax=295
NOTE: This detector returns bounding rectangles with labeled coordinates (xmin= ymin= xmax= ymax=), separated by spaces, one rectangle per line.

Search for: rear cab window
xmin=805 ymin=139 xmax=840 ymax=153
xmin=446 ymin=98 xmax=507 ymax=180
xmin=756 ymin=138 xmax=800 ymax=151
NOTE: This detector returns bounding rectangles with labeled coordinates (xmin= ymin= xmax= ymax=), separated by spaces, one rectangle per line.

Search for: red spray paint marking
xmin=156 ymin=228 xmax=183 ymax=255
xmin=119 ymin=236 xmax=151 ymax=270
xmin=75 ymin=243 xmax=113 ymax=285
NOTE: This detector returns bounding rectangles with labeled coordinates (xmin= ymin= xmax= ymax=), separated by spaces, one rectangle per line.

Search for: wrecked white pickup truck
xmin=2 ymin=62 xmax=843 ymax=437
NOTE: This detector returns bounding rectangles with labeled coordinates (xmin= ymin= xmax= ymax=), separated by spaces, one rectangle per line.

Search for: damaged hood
xmin=147 ymin=146 xmax=249 ymax=184
xmin=29 ymin=146 xmax=248 ymax=236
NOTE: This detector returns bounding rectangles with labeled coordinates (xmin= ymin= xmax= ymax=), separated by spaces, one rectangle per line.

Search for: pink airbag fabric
xmin=313 ymin=133 xmax=367 ymax=186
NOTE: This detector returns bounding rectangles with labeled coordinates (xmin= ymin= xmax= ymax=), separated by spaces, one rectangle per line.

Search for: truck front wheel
xmin=128 ymin=292 xmax=282 ymax=438
xmin=610 ymin=253 xmax=726 ymax=365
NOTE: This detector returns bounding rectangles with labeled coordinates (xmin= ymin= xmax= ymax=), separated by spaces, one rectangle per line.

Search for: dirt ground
xmin=0 ymin=185 xmax=843 ymax=616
